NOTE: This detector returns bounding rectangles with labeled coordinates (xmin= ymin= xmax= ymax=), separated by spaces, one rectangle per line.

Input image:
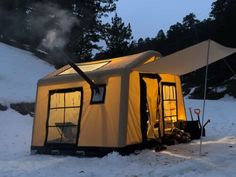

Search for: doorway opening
xmin=140 ymin=74 xmax=161 ymax=142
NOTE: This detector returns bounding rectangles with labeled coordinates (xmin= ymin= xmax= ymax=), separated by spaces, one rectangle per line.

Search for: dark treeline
xmin=0 ymin=0 xmax=132 ymax=66
xmin=121 ymin=0 xmax=236 ymax=99
xmin=0 ymin=0 xmax=236 ymax=98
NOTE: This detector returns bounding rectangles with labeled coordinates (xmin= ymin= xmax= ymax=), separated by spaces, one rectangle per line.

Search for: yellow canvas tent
xmin=31 ymin=51 xmax=186 ymax=155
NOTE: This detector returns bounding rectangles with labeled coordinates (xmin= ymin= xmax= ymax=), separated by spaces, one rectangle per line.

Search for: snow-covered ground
xmin=0 ymin=42 xmax=236 ymax=177
xmin=0 ymin=99 xmax=236 ymax=177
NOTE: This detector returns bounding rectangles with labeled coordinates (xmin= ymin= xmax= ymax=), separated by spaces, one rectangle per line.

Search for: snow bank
xmin=0 ymin=43 xmax=55 ymax=104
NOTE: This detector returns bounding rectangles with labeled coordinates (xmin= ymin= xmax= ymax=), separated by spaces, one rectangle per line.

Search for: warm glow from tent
xmin=143 ymin=56 xmax=158 ymax=64
xmin=59 ymin=61 xmax=110 ymax=75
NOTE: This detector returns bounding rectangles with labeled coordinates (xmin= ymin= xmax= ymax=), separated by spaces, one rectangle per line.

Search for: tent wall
xmin=117 ymin=72 xmax=130 ymax=147
xmin=79 ymin=75 xmax=121 ymax=147
xmin=32 ymin=75 xmax=122 ymax=148
xmin=126 ymin=71 xmax=142 ymax=145
xmin=32 ymin=80 xmax=87 ymax=146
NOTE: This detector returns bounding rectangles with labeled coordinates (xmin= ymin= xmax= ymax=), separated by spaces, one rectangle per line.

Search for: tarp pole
xmin=200 ymin=40 xmax=210 ymax=155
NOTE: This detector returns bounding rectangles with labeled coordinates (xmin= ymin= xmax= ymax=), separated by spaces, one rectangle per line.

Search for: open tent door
xmin=140 ymin=74 xmax=162 ymax=142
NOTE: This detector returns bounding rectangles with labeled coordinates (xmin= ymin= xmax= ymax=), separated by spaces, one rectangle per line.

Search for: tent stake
xmin=200 ymin=40 xmax=210 ymax=156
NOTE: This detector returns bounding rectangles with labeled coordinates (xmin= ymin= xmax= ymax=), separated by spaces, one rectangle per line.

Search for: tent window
xmin=90 ymin=85 xmax=106 ymax=104
xmin=46 ymin=88 xmax=83 ymax=145
xmin=162 ymin=83 xmax=178 ymax=134
xmin=58 ymin=61 xmax=110 ymax=75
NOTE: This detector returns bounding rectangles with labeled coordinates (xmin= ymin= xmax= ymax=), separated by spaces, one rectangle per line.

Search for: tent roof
xmin=135 ymin=40 xmax=236 ymax=75
xmin=45 ymin=50 xmax=161 ymax=79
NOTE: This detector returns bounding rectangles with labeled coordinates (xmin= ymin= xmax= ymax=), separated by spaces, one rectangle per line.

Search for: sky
xmin=116 ymin=0 xmax=215 ymax=39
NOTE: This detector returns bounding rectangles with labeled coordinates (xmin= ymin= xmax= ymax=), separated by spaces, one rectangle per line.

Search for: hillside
xmin=0 ymin=42 xmax=55 ymax=105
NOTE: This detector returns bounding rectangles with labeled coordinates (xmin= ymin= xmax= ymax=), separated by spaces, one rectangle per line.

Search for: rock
xmin=10 ymin=102 xmax=35 ymax=117
xmin=0 ymin=103 xmax=8 ymax=111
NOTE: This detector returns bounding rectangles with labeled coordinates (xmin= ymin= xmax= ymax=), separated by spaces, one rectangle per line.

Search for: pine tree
xmin=210 ymin=0 xmax=236 ymax=46
xmin=0 ymin=0 xmax=119 ymax=64
xmin=65 ymin=0 xmax=118 ymax=61
xmin=0 ymin=0 xmax=29 ymax=42
xmin=182 ymin=13 xmax=200 ymax=30
xmin=101 ymin=13 xmax=133 ymax=58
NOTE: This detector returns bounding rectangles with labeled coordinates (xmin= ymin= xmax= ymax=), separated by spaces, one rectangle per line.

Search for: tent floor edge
xmin=31 ymin=140 xmax=166 ymax=157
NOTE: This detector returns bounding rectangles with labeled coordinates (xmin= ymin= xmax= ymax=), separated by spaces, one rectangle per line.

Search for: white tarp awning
xmin=135 ymin=40 xmax=236 ymax=75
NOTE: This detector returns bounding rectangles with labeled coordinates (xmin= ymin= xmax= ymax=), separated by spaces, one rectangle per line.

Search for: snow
xmin=0 ymin=42 xmax=236 ymax=177
xmin=0 ymin=99 xmax=236 ymax=177
xmin=220 ymin=94 xmax=235 ymax=101
xmin=0 ymin=42 xmax=55 ymax=104
xmin=215 ymin=86 xmax=227 ymax=93
xmin=189 ymin=87 xmax=197 ymax=95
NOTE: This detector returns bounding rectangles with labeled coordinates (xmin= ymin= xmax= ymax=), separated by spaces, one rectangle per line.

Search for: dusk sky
xmin=116 ymin=0 xmax=214 ymax=39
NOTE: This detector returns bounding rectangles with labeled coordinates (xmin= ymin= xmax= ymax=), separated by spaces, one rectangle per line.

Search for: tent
xmin=31 ymin=40 xmax=236 ymax=156
xmin=31 ymin=51 xmax=187 ymax=156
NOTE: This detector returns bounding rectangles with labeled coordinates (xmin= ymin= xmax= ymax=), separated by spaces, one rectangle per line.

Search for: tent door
xmin=161 ymin=83 xmax=178 ymax=134
xmin=140 ymin=74 xmax=161 ymax=142
xmin=45 ymin=88 xmax=83 ymax=147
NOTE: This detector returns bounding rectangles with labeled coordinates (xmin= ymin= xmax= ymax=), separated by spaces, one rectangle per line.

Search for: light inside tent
xmin=162 ymin=84 xmax=178 ymax=133
xmin=179 ymin=114 xmax=185 ymax=120
xmin=143 ymin=56 xmax=158 ymax=64
xmin=59 ymin=61 xmax=110 ymax=75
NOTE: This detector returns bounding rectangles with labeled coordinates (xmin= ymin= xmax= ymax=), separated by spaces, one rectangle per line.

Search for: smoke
xmin=31 ymin=3 xmax=79 ymax=51
xmin=41 ymin=30 xmax=65 ymax=50
xmin=0 ymin=2 xmax=78 ymax=51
